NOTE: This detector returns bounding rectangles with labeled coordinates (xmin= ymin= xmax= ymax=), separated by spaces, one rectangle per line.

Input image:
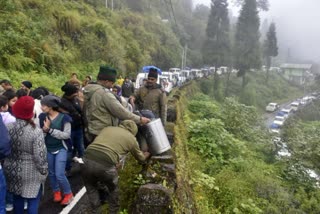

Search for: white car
xmin=273 ymin=116 xmax=286 ymax=126
xmin=290 ymin=102 xmax=299 ymax=112
xmin=266 ymin=103 xmax=279 ymax=112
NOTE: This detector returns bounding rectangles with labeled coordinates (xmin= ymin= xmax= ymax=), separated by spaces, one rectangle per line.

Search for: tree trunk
xmin=242 ymin=72 xmax=246 ymax=89
xmin=224 ymin=68 xmax=231 ymax=97
xmin=266 ymin=56 xmax=271 ymax=84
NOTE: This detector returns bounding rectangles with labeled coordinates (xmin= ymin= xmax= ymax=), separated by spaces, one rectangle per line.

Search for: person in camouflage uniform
xmin=130 ymin=68 xmax=167 ymax=125
xmin=81 ymin=120 xmax=150 ymax=214
xmin=83 ymin=66 xmax=150 ymax=144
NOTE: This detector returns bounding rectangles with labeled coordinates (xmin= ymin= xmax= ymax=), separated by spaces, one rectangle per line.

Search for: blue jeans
xmin=5 ymin=191 xmax=13 ymax=206
xmin=47 ymin=149 xmax=72 ymax=194
xmin=0 ymin=168 xmax=6 ymax=214
xmin=72 ymin=128 xmax=84 ymax=158
xmin=13 ymin=186 xmax=42 ymax=214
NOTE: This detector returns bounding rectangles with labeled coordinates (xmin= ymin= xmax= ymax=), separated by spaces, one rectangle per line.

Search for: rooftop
xmin=280 ymin=63 xmax=312 ymax=69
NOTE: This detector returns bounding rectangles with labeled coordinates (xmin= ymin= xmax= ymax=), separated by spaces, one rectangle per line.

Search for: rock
xmin=132 ymin=184 xmax=173 ymax=214
xmin=166 ymin=132 xmax=174 ymax=145
xmin=151 ymin=155 xmax=174 ymax=164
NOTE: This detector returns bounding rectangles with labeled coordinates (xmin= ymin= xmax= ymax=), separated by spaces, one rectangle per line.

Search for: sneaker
xmin=60 ymin=193 xmax=73 ymax=205
xmin=6 ymin=204 xmax=13 ymax=212
xmin=53 ymin=191 xmax=62 ymax=202
xmin=24 ymin=201 xmax=28 ymax=210
xmin=72 ymin=157 xmax=79 ymax=162
xmin=77 ymin=157 xmax=84 ymax=164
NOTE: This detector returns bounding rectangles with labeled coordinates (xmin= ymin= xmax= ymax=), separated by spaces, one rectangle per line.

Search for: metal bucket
xmin=145 ymin=118 xmax=171 ymax=155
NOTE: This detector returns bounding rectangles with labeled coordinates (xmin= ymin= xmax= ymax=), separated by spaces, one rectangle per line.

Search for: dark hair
xmin=31 ymin=87 xmax=47 ymax=100
xmin=37 ymin=86 xmax=50 ymax=96
xmin=2 ymin=89 xmax=17 ymax=101
xmin=0 ymin=79 xmax=11 ymax=85
xmin=24 ymin=119 xmax=36 ymax=129
xmin=0 ymin=95 xmax=8 ymax=108
xmin=16 ymin=88 xmax=28 ymax=98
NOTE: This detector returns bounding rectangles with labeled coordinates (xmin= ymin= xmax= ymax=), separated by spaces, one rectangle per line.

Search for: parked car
xmin=279 ymin=108 xmax=292 ymax=119
xmin=269 ymin=123 xmax=280 ymax=134
xmin=273 ymin=116 xmax=286 ymax=126
xmin=266 ymin=103 xmax=279 ymax=112
xmin=290 ymin=102 xmax=300 ymax=112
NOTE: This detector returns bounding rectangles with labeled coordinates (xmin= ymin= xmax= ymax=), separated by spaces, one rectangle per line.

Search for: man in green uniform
xmin=81 ymin=120 xmax=151 ymax=214
xmin=130 ymin=68 xmax=167 ymax=125
xmin=83 ymin=66 xmax=150 ymax=143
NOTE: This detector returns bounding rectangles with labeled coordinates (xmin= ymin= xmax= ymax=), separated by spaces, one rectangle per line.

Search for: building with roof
xmin=280 ymin=63 xmax=313 ymax=85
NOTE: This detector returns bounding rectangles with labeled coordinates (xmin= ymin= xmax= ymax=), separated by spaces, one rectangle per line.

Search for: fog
xmin=193 ymin=0 xmax=320 ymax=64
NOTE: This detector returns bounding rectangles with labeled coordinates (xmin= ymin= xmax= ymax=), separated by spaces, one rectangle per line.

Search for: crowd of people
xmin=0 ymin=65 xmax=167 ymax=214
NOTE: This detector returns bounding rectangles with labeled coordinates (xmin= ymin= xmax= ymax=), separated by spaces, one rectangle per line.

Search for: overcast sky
xmin=193 ymin=0 xmax=320 ymax=64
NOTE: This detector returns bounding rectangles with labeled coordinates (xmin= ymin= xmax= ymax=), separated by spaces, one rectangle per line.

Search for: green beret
xmin=97 ymin=66 xmax=117 ymax=82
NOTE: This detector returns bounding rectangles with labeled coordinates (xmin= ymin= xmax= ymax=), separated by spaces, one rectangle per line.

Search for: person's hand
xmin=43 ymin=117 xmax=51 ymax=132
xmin=129 ymin=96 xmax=135 ymax=106
xmin=143 ymin=151 xmax=151 ymax=159
xmin=140 ymin=117 xmax=150 ymax=125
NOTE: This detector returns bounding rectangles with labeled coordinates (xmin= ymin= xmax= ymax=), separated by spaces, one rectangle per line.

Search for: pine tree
xmin=234 ymin=0 xmax=261 ymax=88
xmin=263 ymin=22 xmax=278 ymax=83
xmin=202 ymin=0 xmax=231 ymax=67
xmin=202 ymin=0 xmax=231 ymax=101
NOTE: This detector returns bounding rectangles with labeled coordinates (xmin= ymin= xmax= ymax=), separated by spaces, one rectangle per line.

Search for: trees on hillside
xmin=234 ymin=0 xmax=261 ymax=88
xmin=203 ymin=0 xmax=231 ymax=101
xmin=202 ymin=0 xmax=231 ymax=67
xmin=263 ymin=22 xmax=278 ymax=83
xmin=232 ymin=0 xmax=269 ymax=11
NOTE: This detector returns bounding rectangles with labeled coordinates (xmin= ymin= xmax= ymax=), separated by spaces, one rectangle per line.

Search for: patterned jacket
xmin=4 ymin=119 xmax=48 ymax=198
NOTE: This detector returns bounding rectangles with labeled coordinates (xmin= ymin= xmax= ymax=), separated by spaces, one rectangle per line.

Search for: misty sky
xmin=193 ymin=0 xmax=320 ymax=64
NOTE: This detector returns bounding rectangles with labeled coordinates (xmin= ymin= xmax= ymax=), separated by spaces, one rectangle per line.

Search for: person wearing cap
xmin=83 ymin=65 xmax=150 ymax=144
xmin=130 ymin=68 xmax=167 ymax=125
xmin=39 ymin=95 xmax=74 ymax=205
xmin=4 ymin=96 xmax=48 ymax=214
xmin=81 ymin=120 xmax=151 ymax=214
xmin=60 ymin=83 xmax=85 ymax=165
xmin=21 ymin=81 xmax=33 ymax=96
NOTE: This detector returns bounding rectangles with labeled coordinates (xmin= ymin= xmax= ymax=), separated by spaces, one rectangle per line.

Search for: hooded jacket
xmin=83 ymin=83 xmax=140 ymax=136
xmin=85 ymin=120 xmax=146 ymax=166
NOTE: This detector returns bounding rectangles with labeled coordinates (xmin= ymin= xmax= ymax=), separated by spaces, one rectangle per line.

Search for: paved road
xmin=8 ymin=163 xmax=88 ymax=214
xmin=263 ymin=102 xmax=291 ymax=128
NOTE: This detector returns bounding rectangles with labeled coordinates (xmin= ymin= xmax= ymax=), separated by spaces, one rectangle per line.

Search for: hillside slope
xmin=0 ymin=0 xmax=181 ymax=92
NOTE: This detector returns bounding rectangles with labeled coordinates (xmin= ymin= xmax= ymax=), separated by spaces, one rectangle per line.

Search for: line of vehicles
xmin=134 ymin=67 xmax=232 ymax=94
xmin=268 ymin=93 xmax=319 ymax=133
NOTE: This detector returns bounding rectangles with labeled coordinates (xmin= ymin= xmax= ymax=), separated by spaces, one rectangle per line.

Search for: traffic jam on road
xmin=267 ymin=93 xmax=319 ymax=134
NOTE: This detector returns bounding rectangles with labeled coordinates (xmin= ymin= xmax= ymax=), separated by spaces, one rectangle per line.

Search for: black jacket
xmin=60 ymin=96 xmax=84 ymax=129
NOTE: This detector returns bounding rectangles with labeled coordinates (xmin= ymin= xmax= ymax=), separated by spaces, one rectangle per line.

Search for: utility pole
xmin=181 ymin=44 xmax=187 ymax=69
xmin=106 ymin=0 xmax=108 ymax=8
xmin=184 ymin=44 xmax=187 ymax=69
xmin=181 ymin=48 xmax=184 ymax=70
xmin=111 ymin=0 xmax=114 ymax=10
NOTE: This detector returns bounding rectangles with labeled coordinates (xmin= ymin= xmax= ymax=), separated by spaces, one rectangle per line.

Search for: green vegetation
xmin=234 ymin=0 xmax=262 ymax=88
xmin=173 ymin=80 xmax=320 ymax=213
xmin=199 ymin=71 xmax=303 ymax=111
xmin=0 ymin=0 xmax=182 ymax=93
